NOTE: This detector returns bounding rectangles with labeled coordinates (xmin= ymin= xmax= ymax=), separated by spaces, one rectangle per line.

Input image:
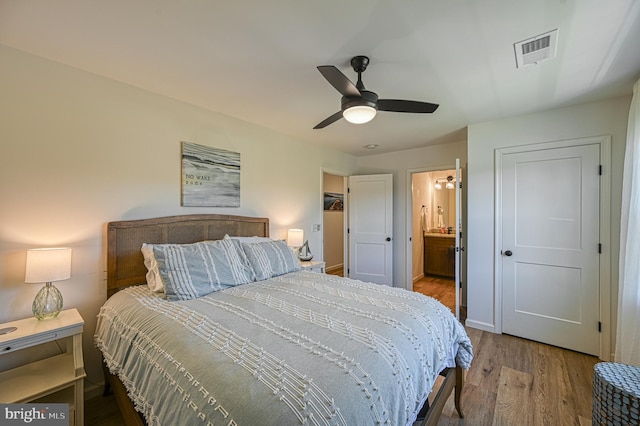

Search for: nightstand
xmin=0 ymin=309 xmax=85 ymax=426
xmin=300 ymin=260 xmax=326 ymax=273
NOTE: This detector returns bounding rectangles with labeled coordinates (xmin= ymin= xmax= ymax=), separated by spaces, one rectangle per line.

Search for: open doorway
xmin=322 ymin=172 xmax=346 ymax=276
xmin=410 ymin=168 xmax=463 ymax=319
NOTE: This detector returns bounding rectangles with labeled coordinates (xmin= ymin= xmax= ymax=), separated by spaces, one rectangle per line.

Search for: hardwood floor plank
xmin=492 ymin=366 xmax=534 ymax=426
xmin=533 ymin=346 xmax=578 ymax=426
xmin=466 ymin=332 xmax=535 ymax=389
xmin=578 ymin=415 xmax=592 ymax=426
xmin=563 ymin=348 xmax=598 ymax=419
xmin=434 ymin=382 xmax=495 ymax=426
xmin=85 ymin=393 xmax=125 ymax=425
xmin=413 ymin=276 xmax=456 ymax=314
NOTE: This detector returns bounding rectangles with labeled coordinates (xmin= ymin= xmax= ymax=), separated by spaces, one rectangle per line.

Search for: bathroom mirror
xmin=432 ymin=175 xmax=456 ymax=231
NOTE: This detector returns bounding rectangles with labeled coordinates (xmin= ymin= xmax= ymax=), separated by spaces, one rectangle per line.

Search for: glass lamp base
xmin=32 ymin=282 xmax=63 ymax=320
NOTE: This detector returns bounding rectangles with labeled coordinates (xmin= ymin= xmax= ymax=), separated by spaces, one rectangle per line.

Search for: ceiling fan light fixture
xmin=343 ymin=105 xmax=377 ymax=124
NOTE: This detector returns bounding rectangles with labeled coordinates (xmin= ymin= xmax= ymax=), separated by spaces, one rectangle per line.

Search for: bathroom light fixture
xmin=445 ymin=175 xmax=455 ymax=189
xmin=25 ymin=247 xmax=72 ymax=320
xmin=434 ymin=180 xmax=442 ymax=190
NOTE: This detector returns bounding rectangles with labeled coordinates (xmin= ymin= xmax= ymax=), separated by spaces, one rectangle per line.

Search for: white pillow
xmin=141 ymin=243 xmax=164 ymax=292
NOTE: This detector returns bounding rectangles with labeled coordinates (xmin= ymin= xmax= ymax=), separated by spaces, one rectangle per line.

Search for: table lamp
xmin=25 ymin=247 xmax=72 ymax=320
xmin=287 ymin=229 xmax=304 ymax=256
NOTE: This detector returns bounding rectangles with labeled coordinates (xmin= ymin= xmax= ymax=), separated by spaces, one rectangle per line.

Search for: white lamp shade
xmin=343 ymin=105 xmax=377 ymax=124
xmin=25 ymin=248 xmax=72 ymax=283
xmin=287 ymin=229 xmax=304 ymax=247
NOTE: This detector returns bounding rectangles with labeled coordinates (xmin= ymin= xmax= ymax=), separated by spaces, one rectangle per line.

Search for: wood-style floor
xmin=414 ymin=275 xmax=597 ymax=424
xmin=413 ymin=275 xmax=458 ymax=316
xmin=86 ymin=272 xmax=599 ymax=425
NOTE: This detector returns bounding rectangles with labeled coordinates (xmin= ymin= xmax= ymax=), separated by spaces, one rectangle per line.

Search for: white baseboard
xmin=325 ymin=263 xmax=343 ymax=273
xmin=465 ymin=319 xmax=496 ymax=333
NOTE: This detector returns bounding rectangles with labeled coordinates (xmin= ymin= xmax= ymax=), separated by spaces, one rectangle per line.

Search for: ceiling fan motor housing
xmin=341 ymin=90 xmax=378 ymax=112
xmin=351 ymin=55 xmax=370 ymax=73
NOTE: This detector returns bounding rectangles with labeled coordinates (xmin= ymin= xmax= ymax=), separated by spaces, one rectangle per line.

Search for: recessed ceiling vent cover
xmin=514 ymin=29 xmax=558 ymax=68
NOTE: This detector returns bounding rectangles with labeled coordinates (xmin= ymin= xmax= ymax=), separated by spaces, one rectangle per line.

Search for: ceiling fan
xmin=314 ymin=55 xmax=439 ymax=129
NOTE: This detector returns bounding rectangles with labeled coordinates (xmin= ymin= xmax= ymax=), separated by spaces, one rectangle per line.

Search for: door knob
xmin=386 ymin=237 xmax=391 ymax=241
xmin=504 ymin=250 xmax=513 ymax=256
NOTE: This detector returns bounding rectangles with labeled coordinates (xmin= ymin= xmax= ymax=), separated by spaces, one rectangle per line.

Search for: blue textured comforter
xmin=95 ymin=271 xmax=473 ymax=426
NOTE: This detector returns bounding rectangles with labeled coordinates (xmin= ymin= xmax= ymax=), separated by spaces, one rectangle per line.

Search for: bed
xmin=96 ymin=214 xmax=473 ymax=426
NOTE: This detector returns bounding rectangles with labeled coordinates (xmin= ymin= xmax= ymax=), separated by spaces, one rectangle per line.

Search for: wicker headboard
xmin=106 ymin=214 xmax=269 ymax=297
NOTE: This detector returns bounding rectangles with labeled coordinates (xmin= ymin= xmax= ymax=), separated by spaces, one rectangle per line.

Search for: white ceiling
xmin=2 ymin=0 xmax=640 ymax=156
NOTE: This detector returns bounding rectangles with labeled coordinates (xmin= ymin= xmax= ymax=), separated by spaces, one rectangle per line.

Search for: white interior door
xmin=500 ymin=143 xmax=600 ymax=356
xmin=348 ymin=174 xmax=393 ymax=285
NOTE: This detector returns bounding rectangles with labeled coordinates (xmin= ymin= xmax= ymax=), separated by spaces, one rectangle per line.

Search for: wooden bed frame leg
xmin=420 ymin=366 xmax=464 ymax=426
xmin=454 ymin=365 xmax=464 ymax=418
xmin=101 ymin=357 xmax=112 ymax=397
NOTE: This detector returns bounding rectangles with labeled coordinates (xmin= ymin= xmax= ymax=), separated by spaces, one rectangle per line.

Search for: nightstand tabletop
xmin=300 ymin=260 xmax=326 ymax=272
xmin=0 ymin=309 xmax=84 ymax=353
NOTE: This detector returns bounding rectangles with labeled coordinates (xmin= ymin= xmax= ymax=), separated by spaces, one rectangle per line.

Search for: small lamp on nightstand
xmin=287 ymin=229 xmax=304 ymax=257
xmin=25 ymin=247 xmax=72 ymax=320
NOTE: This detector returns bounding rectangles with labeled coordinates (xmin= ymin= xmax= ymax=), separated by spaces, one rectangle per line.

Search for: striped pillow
xmin=241 ymin=239 xmax=301 ymax=281
xmin=152 ymin=238 xmax=255 ymax=301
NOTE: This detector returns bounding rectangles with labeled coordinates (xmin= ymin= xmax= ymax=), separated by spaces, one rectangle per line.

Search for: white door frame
xmin=494 ymin=135 xmax=611 ymax=360
xmin=405 ymin=163 xmax=457 ymax=291
xmin=454 ymin=158 xmax=461 ymax=320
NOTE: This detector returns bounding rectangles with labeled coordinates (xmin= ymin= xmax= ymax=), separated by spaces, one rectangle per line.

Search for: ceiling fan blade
xmin=378 ymin=99 xmax=439 ymax=113
xmin=313 ymin=111 xmax=343 ymax=129
xmin=317 ymin=65 xmax=361 ymax=97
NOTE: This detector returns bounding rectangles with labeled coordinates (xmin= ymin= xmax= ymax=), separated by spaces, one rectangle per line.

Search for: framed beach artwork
xmin=181 ymin=142 xmax=240 ymax=207
xmin=323 ymin=192 xmax=344 ymax=211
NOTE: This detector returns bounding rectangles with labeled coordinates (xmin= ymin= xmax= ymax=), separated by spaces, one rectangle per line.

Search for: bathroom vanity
xmin=424 ymin=233 xmax=456 ymax=278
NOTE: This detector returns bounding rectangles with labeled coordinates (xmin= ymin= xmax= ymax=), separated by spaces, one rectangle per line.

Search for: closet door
xmin=348 ymin=174 xmax=393 ymax=285
xmin=499 ymin=142 xmax=600 ymax=356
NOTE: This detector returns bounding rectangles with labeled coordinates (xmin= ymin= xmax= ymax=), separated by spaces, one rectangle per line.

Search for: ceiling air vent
xmin=514 ymin=29 xmax=558 ymax=68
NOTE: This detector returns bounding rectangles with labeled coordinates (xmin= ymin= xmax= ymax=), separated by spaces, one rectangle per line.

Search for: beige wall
xmin=0 ymin=45 xmax=358 ymax=391
xmin=467 ymin=95 xmax=631 ymax=358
